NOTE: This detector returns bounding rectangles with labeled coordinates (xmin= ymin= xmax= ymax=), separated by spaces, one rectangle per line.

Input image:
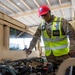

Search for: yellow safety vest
xmin=42 ymin=17 xmax=70 ymax=56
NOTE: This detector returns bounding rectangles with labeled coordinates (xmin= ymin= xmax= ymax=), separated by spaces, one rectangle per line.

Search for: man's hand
xmin=26 ymin=49 xmax=32 ymax=55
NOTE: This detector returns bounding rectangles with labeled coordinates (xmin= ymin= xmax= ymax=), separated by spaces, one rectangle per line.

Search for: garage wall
xmin=0 ymin=24 xmax=3 ymax=50
xmin=0 ymin=12 xmax=40 ymax=61
xmin=0 ymin=51 xmax=26 ymax=61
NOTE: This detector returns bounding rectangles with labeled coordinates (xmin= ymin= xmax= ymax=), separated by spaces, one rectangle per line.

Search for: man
xmin=26 ymin=5 xmax=75 ymax=66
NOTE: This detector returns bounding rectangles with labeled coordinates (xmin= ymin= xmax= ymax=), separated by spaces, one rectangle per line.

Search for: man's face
xmin=41 ymin=12 xmax=51 ymax=22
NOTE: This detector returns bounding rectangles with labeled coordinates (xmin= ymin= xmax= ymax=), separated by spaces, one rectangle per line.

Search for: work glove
xmin=26 ymin=48 xmax=32 ymax=55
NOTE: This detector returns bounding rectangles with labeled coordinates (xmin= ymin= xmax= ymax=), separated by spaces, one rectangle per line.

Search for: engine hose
xmin=0 ymin=65 xmax=16 ymax=75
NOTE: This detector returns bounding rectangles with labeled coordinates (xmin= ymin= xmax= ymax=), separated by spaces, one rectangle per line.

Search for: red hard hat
xmin=38 ymin=5 xmax=50 ymax=17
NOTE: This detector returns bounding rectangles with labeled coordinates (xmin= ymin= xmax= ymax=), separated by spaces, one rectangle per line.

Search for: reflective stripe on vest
xmin=43 ymin=35 xmax=67 ymax=42
xmin=45 ymin=44 xmax=68 ymax=50
xmin=42 ymin=17 xmax=70 ymax=56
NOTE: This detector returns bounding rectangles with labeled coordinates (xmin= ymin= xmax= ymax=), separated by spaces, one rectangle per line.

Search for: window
xmin=9 ymin=27 xmax=35 ymax=50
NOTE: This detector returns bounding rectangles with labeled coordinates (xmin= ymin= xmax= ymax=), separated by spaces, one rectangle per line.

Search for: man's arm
xmin=28 ymin=25 xmax=41 ymax=52
xmin=61 ymin=18 xmax=75 ymax=38
xmin=62 ymin=19 xmax=75 ymax=55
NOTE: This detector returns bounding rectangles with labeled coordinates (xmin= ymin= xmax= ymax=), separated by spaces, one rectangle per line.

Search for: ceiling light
xmin=17 ymin=3 xmax=20 ymax=5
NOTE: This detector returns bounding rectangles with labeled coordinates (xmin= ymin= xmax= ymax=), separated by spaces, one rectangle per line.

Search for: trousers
xmin=46 ymin=54 xmax=70 ymax=64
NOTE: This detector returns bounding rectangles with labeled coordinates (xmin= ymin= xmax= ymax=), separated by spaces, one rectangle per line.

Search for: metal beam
xmin=0 ymin=3 xmax=15 ymax=14
xmin=20 ymin=0 xmax=31 ymax=10
xmin=12 ymin=4 xmax=72 ymax=18
xmin=46 ymin=0 xmax=50 ymax=7
xmin=29 ymin=16 xmax=39 ymax=24
xmin=58 ymin=0 xmax=65 ymax=18
xmin=33 ymin=0 xmax=40 ymax=7
xmin=22 ymin=17 xmax=35 ymax=26
xmin=16 ymin=32 xmax=24 ymax=38
xmin=72 ymin=8 xmax=74 ymax=20
xmin=71 ymin=0 xmax=75 ymax=20
xmin=7 ymin=0 xmax=23 ymax=12
xmin=46 ymin=0 xmax=55 ymax=16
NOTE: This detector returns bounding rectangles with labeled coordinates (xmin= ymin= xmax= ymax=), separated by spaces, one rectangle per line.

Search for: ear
xmin=49 ymin=11 xmax=51 ymax=14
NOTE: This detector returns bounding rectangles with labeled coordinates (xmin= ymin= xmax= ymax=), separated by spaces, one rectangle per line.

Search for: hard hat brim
xmin=39 ymin=11 xmax=48 ymax=17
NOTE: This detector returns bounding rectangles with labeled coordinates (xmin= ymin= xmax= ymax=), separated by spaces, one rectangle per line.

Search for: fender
xmin=56 ymin=58 xmax=75 ymax=75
